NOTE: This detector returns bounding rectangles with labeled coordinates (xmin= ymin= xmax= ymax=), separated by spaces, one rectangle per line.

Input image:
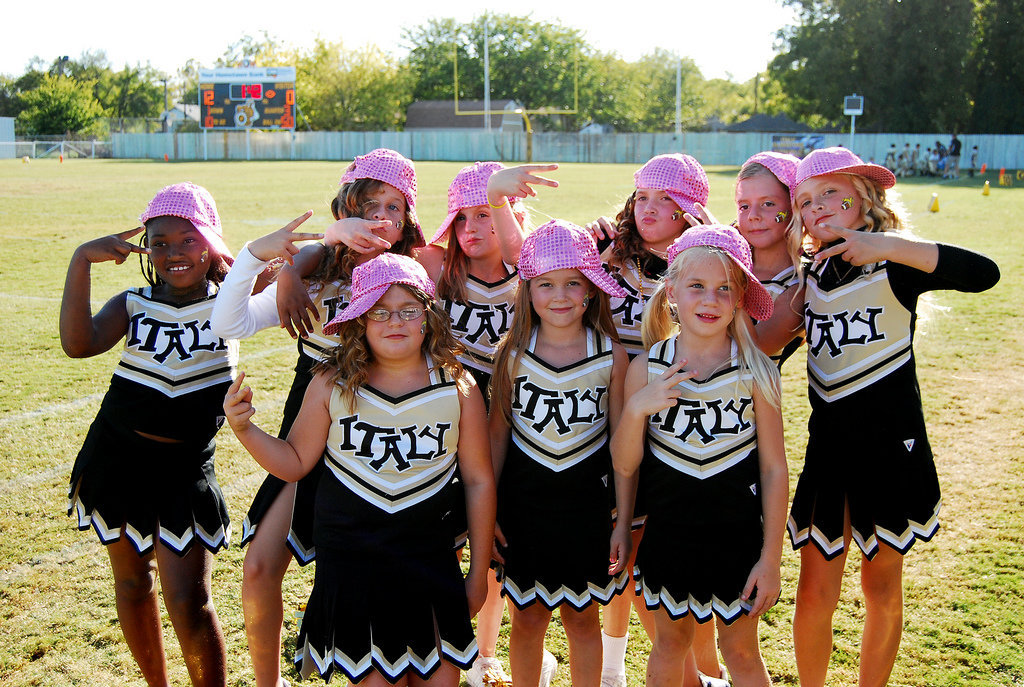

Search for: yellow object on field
xmin=983 ymin=180 xmax=990 ymax=196
xmin=929 ymin=193 xmax=939 ymax=213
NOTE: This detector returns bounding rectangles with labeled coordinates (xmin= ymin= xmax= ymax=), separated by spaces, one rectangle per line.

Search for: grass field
xmin=1 ymin=158 xmax=1022 ymax=686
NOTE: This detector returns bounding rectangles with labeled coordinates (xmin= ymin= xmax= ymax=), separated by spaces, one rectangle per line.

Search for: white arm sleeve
xmin=210 ymin=244 xmax=282 ymax=340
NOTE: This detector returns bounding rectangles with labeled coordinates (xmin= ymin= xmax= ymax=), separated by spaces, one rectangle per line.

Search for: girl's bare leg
xmin=509 ymin=603 xmax=552 ymax=686
xmin=107 ymin=537 xmax=169 ymax=686
xmin=858 ymin=545 xmax=904 ymax=687
xmin=156 ymin=542 xmax=226 ymax=687
xmin=716 ymin=614 xmax=769 ymax=687
xmin=646 ymin=608 xmax=695 ymax=687
xmin=242 ymin=483 xmax=297 ymax=687
xmin=793 ymin=544 xmax=848 ymax=687
xmin=560 ymin=604 xmax=602 ymax=686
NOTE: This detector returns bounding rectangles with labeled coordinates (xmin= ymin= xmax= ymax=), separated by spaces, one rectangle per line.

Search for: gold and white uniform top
xmin=297 ymin=280 xmax=350 ymax=361
xmin=606 ymin=260 xmax=661 ymax=357
xmin=761 ymin=264 xmax=799 ymax=300
xmin=442 ymin=267 xmax=517 ymax=376
xmin=323 ymin=358 xmax=461 ymax=514
xmin=509 ymin=328 xmax=614 ymax=472
xmin=114 ymin=285 xmax=238 ymax=396
xmin=804 ymin=260 xmax=912 ymax=403
xmin=646 ymin=337 xmax=756 ymax=479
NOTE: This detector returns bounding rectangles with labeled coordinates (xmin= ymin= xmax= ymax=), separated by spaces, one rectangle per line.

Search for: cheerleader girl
xmin=487 ymin=220 xmax=631 ymax=687
xmin=733 ymin=151 xmax=806 ymax=365
xmin=612 ymin=225 xmax=788 ymax=687
xmin=787 ymin=147 xmax=1000 ymax=687
xmin=61 ymin=182 xmax=236 ymax=686
xmin=224 ymin=253 xmax=495 ymax=685
xmin=595 ymin=154 xmax=730 ymax=687
xmin=210 ymin=148 xmax=421 ymax=687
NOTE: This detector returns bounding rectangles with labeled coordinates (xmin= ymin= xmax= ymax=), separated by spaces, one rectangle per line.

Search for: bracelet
xmin=488 ymin=197 xmax=509 ymax=209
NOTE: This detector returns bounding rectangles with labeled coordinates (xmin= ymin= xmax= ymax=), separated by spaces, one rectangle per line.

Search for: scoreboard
xmin=199 ymin=67 xmax=296 ymax=130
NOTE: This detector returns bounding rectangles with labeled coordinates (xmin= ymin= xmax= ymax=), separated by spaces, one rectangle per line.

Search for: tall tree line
xmin=3 ymin=6 xmax=1022 ymax=135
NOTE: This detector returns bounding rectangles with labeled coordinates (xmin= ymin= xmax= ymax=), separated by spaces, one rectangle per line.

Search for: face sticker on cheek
xmin=841 ymin=197 xmax=854 ymax=211
xmin=775 ymin=211 xmax=789 ymax=224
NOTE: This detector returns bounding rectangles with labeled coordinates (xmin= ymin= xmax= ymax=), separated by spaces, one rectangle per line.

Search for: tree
xmin=969 ymin=0 xmax=1024 ymax=133
xmin=770 ymin=0 xmax=973 ymax=132
xmin=16 ymin=73 xmax=103 ymax=135
xmin=404 ymin=14 xmax=589 ymax=130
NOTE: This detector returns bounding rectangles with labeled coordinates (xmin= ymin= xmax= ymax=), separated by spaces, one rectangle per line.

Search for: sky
xmin=3 ymin=1 xmax=796 ymax=84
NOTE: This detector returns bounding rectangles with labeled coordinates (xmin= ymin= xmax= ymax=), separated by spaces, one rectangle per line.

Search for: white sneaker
xmin=467 ymin=656 xmax=513 ymax=687
xmin=600 ymin=671 xmax=626 ymax=687
xmin=698 ymin=672 xmax=730 ymax=687
xmin=539 ymin=649 xmax=557 ymax=687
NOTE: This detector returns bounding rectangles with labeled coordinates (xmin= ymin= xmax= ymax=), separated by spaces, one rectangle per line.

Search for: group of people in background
xmin=60 ymin=144 xmax=999 ymax=687
xmin=881 ymin=134 xmax=978 ymax=179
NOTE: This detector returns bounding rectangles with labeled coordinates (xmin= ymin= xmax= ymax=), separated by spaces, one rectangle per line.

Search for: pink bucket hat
xmin=340 ymin=148 xmax=418 ymax=211
xmin=667 ymin=224 xmax=774 ymax=322
xmin=794 ymin=146 xmax=896 ymax=190
xmin=518 ymin=220 xmax=627 ymax=298
xmin=340 ymin=148 xmax=424 ymax=247
xmin=742 ymin=151 xmax=800 ymax=190
xmin=634 ymin=154 xmax=710 ymax=217
xmin=140 ymin=182 xmax=231 ymax=260
xmin=322 ymin=253 xmax=435 ymax=335
xmin=429 ymin=161 xmax=511 ymax=245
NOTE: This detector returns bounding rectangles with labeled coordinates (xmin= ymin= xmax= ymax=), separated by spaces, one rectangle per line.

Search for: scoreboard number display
xmin=199 ymin=67 xmax=296 ymax=130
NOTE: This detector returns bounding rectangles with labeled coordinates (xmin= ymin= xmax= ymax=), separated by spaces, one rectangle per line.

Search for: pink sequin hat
xmin=794 ymin=146 xmax=896 ymax=190
xmin=742 ymin=151 xmax=800 ymax=190
xmin=140 ymin=182 xmax=231 ymax=259
xmin=518 ymin=220 xmax=627 ymax=298
xmin=429 ymin=161 xmax=512 ymax=245
xmin=340 ymin=148 xmax=424 ymax=246
xmin=634 ymin=153 xmax=710 ymax=217
xmin=667 ymin=224 xmax=774 ymax=322
xmin=322 ymin=253 xmax=436 ymax=335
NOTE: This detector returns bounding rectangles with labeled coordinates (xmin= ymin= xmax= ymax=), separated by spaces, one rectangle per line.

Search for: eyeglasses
xmin=365 ymin=306 xmax=424 ymax=322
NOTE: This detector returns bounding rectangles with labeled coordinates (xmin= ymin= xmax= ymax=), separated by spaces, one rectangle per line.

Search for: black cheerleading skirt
xmin=239 ymin=353 xmax=324 ymax=565
xmin=497 ymin=440 xmax=627 ymax=611
xmin=788 ymin=402 xmax=941 ymax=561
xmin=295 ymin=475 xmax=476 ymax=683
xmin=634 ymin=450 xmax=764 ymax=625
xmin=67 ymin=411 xmax=229 ymax=556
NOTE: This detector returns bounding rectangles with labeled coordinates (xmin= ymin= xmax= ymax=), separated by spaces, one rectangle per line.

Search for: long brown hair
xmin=435 ymin=203 xmax=527 ymax=304
xmin=490 ymin=277 xmax=620 ymax=425
xmin=314 ymin=285 xmax=469 ymax=412
xmin=310 ymin=178 xmax=421 ymax=287
xmin=608 ymin=191 xmax=651 ymax=266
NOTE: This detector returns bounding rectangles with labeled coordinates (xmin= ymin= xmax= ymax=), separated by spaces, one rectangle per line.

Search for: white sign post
xmin=844 ymin=94 xmax=864 ymax=150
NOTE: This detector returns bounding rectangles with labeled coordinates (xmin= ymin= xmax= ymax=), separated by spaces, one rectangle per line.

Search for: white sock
xmin=601 ymin=630 xmax=628 ymax=674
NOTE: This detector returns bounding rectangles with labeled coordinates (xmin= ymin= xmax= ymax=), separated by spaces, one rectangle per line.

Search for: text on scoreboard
xmin=198 ymin=67 xmax=296 ymax=130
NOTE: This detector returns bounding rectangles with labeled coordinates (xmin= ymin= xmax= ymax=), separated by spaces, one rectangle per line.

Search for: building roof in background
xmin=726 ymin=113 xmax=812 ymax=132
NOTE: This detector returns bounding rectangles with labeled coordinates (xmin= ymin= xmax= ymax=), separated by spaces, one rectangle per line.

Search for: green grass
xmin=1 ymin=159 xmax=1022 ymax=686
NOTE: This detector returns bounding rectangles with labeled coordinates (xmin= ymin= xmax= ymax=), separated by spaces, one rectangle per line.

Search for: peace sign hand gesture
xmin=248 ymin=211 xmax=324 ymax=264
xmin=486 ymin=163 xmax=559 ymax=206
xmin=810 ymin=223 xmax=897 ymax=267
xmin=76 ymin=226 xmax=150 ymax=265
xmin=625 ymin=360 xmax=696 ymax=418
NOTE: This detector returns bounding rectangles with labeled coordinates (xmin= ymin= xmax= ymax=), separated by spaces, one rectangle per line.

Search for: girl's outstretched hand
xmin=740 ymin=555 xmax=782 ymax=617
xmin=248 ymin=211 xmax=323 ymax=264
xmin=625 ymin=360 xmax=696 ymax=418
xmin=811 ymin=223 xmax=898 ymax=266
xmin=487 ymin=163 xmax=559 ymax=205
xmin=608 ymin=524 xmax=632 ymax=575
xmin=324 ymin=217 xmax=395 ymax=253
xmin=77 ymin=226 xmax=150 ymax=265
xmin=224 ymin=372 xmax=256 ymax=433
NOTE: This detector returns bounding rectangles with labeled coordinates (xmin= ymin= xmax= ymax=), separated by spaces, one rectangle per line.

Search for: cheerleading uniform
xmin=440 ymin=266 xmax=517 ymax=404
xmin=294 ymin=359 xmax=476 ymax=683
xmin=634 ymin=337 xmax=770 ymax=624
xmin=210 ymin=244 xmax=348 ymax=563
xmin=788 ymin=243 xmax=999 ymax=560
xmin=603 ymin=253 xmax=666 ymax=358
xmin=760 ymin=262 xmax=805 ymax=367
xmin=497 ymin=328 xmax=628 ymax=609
xmin=68 ymin=284 xmax=237 ymax=556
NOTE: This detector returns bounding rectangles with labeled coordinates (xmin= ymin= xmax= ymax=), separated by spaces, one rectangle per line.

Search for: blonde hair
xmin=490 ymin=277 xmax=620 ymax=425
xmin=794 ymin=173 xmax=905 ymax=260
xmin=640 ymin=247 xmax=780 ymax=407
xmin=314 ymin=285 xmax=469 ymax=412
